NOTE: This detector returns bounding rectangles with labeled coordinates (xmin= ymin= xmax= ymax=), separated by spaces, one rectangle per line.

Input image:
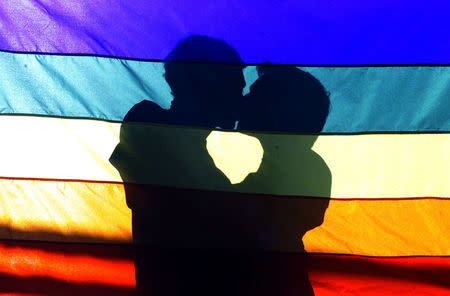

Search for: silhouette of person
xmin=110 ymin=35 xmax=251 ymax=295
xmin=120 ymin=34 xmax=245 ymax=129
xmin=233 ymin=65 xmax=331 ymax=295
xmin=110 ymin=36 xmax=331 ymax=295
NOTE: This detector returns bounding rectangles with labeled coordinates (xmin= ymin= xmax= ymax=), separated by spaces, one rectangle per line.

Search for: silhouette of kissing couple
xmin=110 ymin=35 xmax=331 ymax=296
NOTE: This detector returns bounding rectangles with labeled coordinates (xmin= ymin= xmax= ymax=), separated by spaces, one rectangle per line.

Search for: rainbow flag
xmin=0 ymin=1 xmax=449 ymax=295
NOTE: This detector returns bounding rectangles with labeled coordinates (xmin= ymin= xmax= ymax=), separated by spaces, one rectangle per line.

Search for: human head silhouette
xmin=164 ymin=35 xmax=245 ymax=129
xmin=242 ymin=65 xmax=330 ymax=137
xmin=237 ymin=65 xmax=332 ymax=256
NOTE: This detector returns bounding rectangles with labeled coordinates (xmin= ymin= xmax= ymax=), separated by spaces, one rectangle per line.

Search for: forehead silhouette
xmin=162 ymin=35 xmax=245 ymax=129
xmin=164 ymin=35 xmax=245 ymax=109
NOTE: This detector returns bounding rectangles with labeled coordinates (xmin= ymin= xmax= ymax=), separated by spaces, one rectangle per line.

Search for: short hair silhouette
xmin=164 ymin=35 xmax=243 ymax=63
xmin=163 ymin=35 xmax=245 ymax=128
xmin=243 ymin=65 xmax=330 ymax=133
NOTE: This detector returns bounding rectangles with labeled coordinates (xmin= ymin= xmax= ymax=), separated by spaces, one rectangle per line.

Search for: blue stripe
xmin=0 ymin=52 xmax=448 ymax=132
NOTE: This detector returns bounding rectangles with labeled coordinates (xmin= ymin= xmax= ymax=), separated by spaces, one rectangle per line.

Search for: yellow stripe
xmin=312 ymin=133 xmax=450 ymax=198
xmin=0 ymin=116 xmax=121 ymax=182
xmin=0 ymin=179 xmax=448 ymax=256
xmin=0 ymin=116 xmax=448 ymax=198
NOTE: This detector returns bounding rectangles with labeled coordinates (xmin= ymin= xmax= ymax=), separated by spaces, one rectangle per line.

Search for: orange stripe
xmin=0 ymin=178 xmax=131 ymax=243
xmin=304 ymin=198 xmax=450 ymax=256
xmin=0 ymin=179 xmax=449 ymax=256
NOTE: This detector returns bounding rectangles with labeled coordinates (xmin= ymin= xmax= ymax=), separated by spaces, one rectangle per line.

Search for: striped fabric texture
xmin=0 ymin=1 xmax=449 ymax=295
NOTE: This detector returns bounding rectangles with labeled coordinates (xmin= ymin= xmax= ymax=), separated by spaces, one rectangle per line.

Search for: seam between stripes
xmin=1 ymin=238 xmax=448 ymax=259
xmin=1 ymin=49 xmax=450 ymax=67
xmin=0 ymin=113 xmax=449 ymax=135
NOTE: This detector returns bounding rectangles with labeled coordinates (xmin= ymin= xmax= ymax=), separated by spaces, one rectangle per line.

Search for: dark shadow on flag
xmin=110 ymin=35 xmax=331 ymax=296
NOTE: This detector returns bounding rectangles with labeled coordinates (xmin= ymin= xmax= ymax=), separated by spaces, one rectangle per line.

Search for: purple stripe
xmin=0 ymin=1 xmax=448 ymax=64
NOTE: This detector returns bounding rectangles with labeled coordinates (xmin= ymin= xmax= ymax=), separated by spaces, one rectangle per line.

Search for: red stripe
xmin=0 ymin=241 xmax=134 ymax=290
xmin=129 ymin=247 xmax=450 ymax=295
xmin=308 ymin=254 xmax=450 ymax=295
xmin=0 ymin=240 xmax=133 ymax=259
xmin=0 ymin=273 xmax=135 ymax=296
xmin=1 ymin=242 xmax=450 ymax=295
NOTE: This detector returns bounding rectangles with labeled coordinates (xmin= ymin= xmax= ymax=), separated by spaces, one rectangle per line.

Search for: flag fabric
xmin=0 ymin=1 xmax=449 ymax=295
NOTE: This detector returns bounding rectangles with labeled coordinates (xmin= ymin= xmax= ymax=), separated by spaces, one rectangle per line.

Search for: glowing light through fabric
xmin=0 ymin=1 xmax=448 ymax=295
